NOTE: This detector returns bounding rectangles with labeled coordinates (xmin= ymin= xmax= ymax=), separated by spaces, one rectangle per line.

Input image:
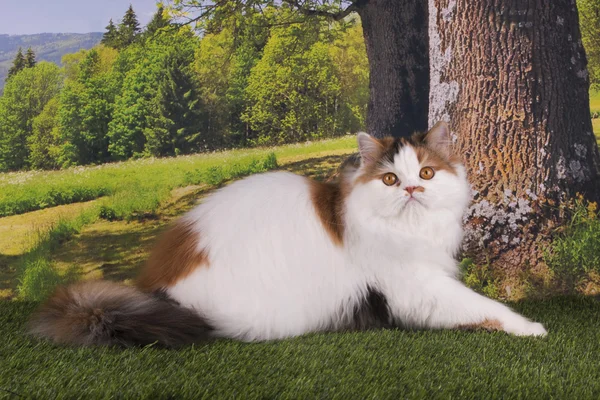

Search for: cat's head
xmin=347 ymin=122 xmax=471 ymax=222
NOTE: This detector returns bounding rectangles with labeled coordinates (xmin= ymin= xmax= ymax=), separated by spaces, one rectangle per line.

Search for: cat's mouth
xmin=407 ymin=196 xmax=422 ymax=204
xmin=398 ymin=196 xmax=424 ymax=212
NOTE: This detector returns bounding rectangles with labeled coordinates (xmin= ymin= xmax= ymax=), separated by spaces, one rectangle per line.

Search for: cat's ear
xmin=357 ymin=132 xmax=382 ymax=167
xmin=424 ymin=121 xmax=452 ymax=158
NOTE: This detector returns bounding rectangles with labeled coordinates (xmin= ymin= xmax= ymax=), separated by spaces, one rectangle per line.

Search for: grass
xmin=592 ymin=118 xmax=600 ymax=143
xmin=590 ymin=89 xmax=600 ymax=116
xmin=1 ymin=297 xmax=600 ymax=398
xmin=0 ymin=136 xmax=355 ymax=218
xmin=589 ymin=90 xmax=600 ymax=143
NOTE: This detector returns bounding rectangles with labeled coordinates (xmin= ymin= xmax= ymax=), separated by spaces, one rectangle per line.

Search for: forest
xmin=0 ymin=4 xmax=368 ymax=171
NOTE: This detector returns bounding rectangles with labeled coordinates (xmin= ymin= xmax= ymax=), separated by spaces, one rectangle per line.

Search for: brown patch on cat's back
xmin=137 ymin=220 xmax=208 ymax=292
xmin=458 ymin=319 xmax=503 ymax=332
xmin=309 ymin=179 xmax=349 ymax=246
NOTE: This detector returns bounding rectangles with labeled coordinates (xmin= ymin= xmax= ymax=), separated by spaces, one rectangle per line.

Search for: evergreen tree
xmin=146 ymin=52 xmax=206 ymax=156
xmin=7 ymin=48 xmax=26 ymax=80
xmin=145 ymin=4 xmax=170 ymax=38
xmin=101 ymin=19 xmax=120 ymax=48
xmin=25 ymin=47 xmax=36 ymax=68
xmin=118 ymin=5 xmax=141 ymax=48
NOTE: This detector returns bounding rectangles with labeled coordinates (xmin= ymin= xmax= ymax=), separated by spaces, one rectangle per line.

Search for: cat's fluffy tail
xmin=28 ymin=280 xmax=212 ymax=347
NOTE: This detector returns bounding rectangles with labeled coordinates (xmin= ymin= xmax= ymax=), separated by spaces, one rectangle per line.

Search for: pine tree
xmin=118 ymin=5 xmax=141 ymax=48
xmin=25 ymin=47 xmax=36 ymax=68
xmin=145 ymin=4 xmax=170 ymax=38
xmin=101 ymin=19 xmax=119 ymax=48
xmin=152 ymin=53 xmax=206 ymax=155
xmin=7 ymin=48 xmax=26 ymax=80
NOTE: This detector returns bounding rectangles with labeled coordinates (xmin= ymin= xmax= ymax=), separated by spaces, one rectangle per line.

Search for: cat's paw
xmin=505 ymin=320 xmax=547 ymax=337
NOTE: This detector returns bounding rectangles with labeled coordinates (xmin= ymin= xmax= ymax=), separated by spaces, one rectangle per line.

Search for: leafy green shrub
xmin=203 ymin=166 xmax=225 ymax=186
xmin=459 ymin=258 xmax=500 ymax=299
xmin=99 ymin=205 xmax=118 ymax=221
xmin=262 ymin=152 xmax=278 ymax=170
xmin=544 ymin=197 xmax=600 ymax=290
xmin=17 ymin=258 xmax=64 ymax=302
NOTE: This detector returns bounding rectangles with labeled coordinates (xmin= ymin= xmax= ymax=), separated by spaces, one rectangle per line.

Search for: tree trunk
xmin=357 ymin=0 xmax=429 ymax=138
xmin=430 ymin=0 xmax=600 ymax=297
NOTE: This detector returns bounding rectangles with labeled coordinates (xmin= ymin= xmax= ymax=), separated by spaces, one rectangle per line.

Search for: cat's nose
xmin=405 ymin=186 xmax=417 ymax=195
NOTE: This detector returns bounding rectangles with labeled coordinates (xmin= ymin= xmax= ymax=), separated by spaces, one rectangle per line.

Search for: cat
xmin=28 ymin=122 xmax=547 ymax=347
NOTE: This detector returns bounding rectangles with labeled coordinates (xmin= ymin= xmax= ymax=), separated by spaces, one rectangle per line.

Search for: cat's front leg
xmin=406 ymin=277 xmax=547 ymax=337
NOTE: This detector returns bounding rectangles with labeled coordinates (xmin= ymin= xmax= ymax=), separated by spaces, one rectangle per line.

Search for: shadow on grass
xmin=51 ymin=220 xmax=166 ymax=283
xmin=283 ymin=154 xmax=353 ymax=181
xmin=0 ymin=254 xmax=20 ymax=299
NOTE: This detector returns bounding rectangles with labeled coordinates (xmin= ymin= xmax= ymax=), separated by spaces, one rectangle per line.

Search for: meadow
xmin=0 ymin=136 xmax=354 ymax=218
xmin=590 ymin=90 xmax=600 ymax=142
xmin=0 ymin=129 xmax=599 ymax=398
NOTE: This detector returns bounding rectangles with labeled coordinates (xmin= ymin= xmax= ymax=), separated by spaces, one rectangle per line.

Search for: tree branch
xmin=282 ymin=0 xmax=361 ymax=21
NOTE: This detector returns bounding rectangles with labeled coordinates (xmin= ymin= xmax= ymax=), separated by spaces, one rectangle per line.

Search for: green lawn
xmin=592 ymin=118 xmax=600 ymax=143
xmin=1 ymin=297 xmax=600 ymax=398
xmin=590 ymin=90 xmax=600 ymax=115
xmin=587 ymin=90 xmax=600 ymax=142
xmin=0 ymin=136 xmax=356 ymax=218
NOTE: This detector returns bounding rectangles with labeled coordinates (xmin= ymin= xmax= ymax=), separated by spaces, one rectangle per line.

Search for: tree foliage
xmin=118 ymin=5 xmax=141 ymax=48
xmin=58 ymin=47 xmax=118 ymax=166
xmin=101 ymin=19 xmax=120 ymax=49
xmin=0 ymin=4 xmax=369 ymax=170
xmin=28 ymin=97 xmax=61 ymax=170
xmin=0 ymin=62 xmax=62 ymax=170
xmin=25 ymin=47 xmax=37 ymax=68
xmin=243 ymin=21 xmax=342 ymax=144
xmin=578 ymin=0 xmax=600 ymax=89
xmin=145 ymin=4 xmax=171 ymax=38
xmin=7 ymin=48 xmax=26 ymax=80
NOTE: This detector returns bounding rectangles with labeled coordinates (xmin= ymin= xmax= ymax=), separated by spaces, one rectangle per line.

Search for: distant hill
xmin=0 ymin=32 xmax=103 ymax=89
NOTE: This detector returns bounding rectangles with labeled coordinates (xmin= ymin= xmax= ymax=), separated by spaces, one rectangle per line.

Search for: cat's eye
xmin=419 ymin=167 xmax=435 ymax=180
xmin=382 ymin=173 xmax=398 ymax=186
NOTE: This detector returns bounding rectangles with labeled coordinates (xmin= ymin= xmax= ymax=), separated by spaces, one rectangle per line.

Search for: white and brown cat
xmin=29 ymin=122 xmax=547 ymax=347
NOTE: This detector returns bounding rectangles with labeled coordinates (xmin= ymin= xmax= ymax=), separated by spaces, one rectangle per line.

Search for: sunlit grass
xmin=0 ymin=136 xmax=356 ymax=217
xmin=592 ymin=118 xmax=600 ymax=143
xmin=590 ymin=89 xmax=600 ymax=115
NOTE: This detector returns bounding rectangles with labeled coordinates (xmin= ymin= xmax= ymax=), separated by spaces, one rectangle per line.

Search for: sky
xmin=0 ymin=0 xmax=159 ymax=35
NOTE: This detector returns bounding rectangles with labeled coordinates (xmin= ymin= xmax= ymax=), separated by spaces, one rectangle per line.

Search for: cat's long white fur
xmin=167 ymin=143 xmax=547 ymax=341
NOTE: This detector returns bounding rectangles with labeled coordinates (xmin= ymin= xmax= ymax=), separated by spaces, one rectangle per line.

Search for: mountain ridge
xmin=0 ymin=32 xmax=103 ymax=89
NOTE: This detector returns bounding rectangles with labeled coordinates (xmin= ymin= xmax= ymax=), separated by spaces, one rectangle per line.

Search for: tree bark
xmin=357 ymin=0 xmax=430 ymax=138
xmin=430 ymin=0 xmax=600 ymax=296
